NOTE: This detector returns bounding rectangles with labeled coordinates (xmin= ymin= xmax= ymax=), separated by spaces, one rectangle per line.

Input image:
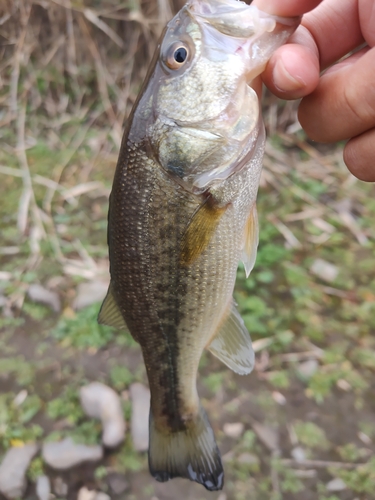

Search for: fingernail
xmin=273 ymin=58 xmax=306 ymax=92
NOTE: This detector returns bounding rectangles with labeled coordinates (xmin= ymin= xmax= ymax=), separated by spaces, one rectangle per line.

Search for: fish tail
xmin=148 ymin=404 xmax=224 ymax=491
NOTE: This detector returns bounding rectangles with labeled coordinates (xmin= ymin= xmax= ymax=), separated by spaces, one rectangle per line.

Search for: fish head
xmin=137 ymin=0 xmax=300 ymax=192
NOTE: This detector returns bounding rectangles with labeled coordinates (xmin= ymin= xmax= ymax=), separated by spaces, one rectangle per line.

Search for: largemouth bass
xmin=99 ymin=0 xmax=299 ymax=491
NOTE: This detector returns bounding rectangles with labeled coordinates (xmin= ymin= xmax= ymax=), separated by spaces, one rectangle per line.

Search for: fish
xmin=99 ymin=0 xmax=299 ymax=491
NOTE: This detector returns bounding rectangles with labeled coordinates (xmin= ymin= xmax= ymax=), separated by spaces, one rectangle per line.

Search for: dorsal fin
xmin=207 ymin=301 xmax=254 ymax=375
xmin=98 ymin=283 xmax=128 ymax=331
xmin=241 ymin=203 xmax=259 ymax=278
xmin=180 ymin=199 xmax=227 ymax=266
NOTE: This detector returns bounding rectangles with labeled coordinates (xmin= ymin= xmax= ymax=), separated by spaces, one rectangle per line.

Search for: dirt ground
xmin=1 ymin=1 xmax=375 ymax=499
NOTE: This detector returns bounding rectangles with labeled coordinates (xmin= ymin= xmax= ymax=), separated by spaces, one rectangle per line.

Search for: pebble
xmin=297 ymin=359 xmax=318 ymax=379
xmin=42 ymin=438 xmax=103 ymax=470
xmin=223 ymin=422 xmax=244 ymax=439
xmin=291 ymin=446 xmax=306 ymax=463
xmin=53 ymin=477 xmax=68 ymax=497
xmin=28 ymin=283 xmax=61 ymax=312
xmin=129 ymin=383 xmax=150 ymax=452
xmin=73 ymin=281 xmax=109 ymax=310
xmin=0 ymin=443 xmax=39 ymax=499
xmin=310 ymin=259 xmax=339 ymax=283
xmin=77 ymin=487 xmax=111 ymax=500
xmin=107 ymin=473 xmax=129 ymax=495
xmin=36 ymin=475 xmax=51 ymax=500
xmin=326 ymin=478 xmax=347 ymax=492
xmin=77 ymin=487 xmax=96 ymax=500
xmin=251 ymin=421 xmax=279 ymax=452
xmin=80 ymin=382 xmax=126 ymax=448
xmin=237 ymin=452 xmax=259 ymax=465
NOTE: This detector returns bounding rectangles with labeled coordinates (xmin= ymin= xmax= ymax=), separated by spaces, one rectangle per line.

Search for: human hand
xmin=254 ymin=0 xmax=375 ymax=182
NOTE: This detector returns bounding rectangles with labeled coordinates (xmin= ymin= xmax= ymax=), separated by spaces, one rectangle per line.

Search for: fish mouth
xmin=187 ymin=0 xmax=299 ymax=38
xmin=186 ymin=0 xmax=300 ymax=82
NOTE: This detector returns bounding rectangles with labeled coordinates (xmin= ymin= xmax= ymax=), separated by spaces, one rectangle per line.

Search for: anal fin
xmin=207 ymin=301 xmax=254 ymax=375
xmin=242 ymin=203 xmax=259 ymax=278
xmin=98 ymin=283 xmax=128 ymax=331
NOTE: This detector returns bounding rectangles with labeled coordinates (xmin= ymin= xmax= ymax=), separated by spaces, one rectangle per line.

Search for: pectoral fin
xmin=180 ymin=199 xmax=227 ymax=266
xmin=241 ymin=203 xmax=259 ymax=278
xmin=98 ymin=284 xmax=128 ymax=331
xmin=207 ymin=301 xmax=254 ymax=375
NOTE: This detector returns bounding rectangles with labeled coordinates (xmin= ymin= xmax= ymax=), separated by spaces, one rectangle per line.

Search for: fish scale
xmin=99 ymin=0 xmax=300 ymax=491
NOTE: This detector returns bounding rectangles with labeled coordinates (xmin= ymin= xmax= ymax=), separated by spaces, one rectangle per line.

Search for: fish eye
xmin=165 ymin=42 xmax=189 ymax=70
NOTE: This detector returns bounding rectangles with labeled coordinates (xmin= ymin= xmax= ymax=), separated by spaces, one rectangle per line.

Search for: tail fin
xmin=148 ymin=404 xmax=224 ymax=491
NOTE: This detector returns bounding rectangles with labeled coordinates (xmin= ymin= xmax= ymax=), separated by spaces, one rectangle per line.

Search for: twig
xmin=281 ymin=459 xmax=367 ymax=470
xmin=16 ymin=102 xmax=45 ymax=241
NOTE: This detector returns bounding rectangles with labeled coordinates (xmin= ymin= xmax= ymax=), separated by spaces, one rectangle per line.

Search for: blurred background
xmin=1 ymin=1 xmax=375 ymax=499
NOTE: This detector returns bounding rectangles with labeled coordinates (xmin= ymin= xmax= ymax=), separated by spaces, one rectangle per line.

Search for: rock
xmin=326 ymin=478 xmax=347 ymax=492
xmin=28 ymin=283 xmax=61 ymax=312
xmin=36 ymin=475 xmax=51 ymax=500
xmin=77 ymin=487 xmax=110 ymax=500
xmin=107 ymin=473 xmax=129 ymax=495
xmin=42 ymin=438 xmax=103 ymax=470
xmin=237 ymin=452 xmax=259 ymax=465
xmin=310 ymin=259 xmax=339 ymax=283
xmin=272 ymin=391 xmax=286 ymax=405
xmin=223 ymin=422 xmax=244 ymax=439
xmin=297 ymin=359 xmax=318 ymax=379
xmin=217 ymin=494 xmax=227 ymax=500
xmin=77 ymin=487 xmax=96 ymax=500
xmin=53 ymin=477 xmax=68 ymax=497
xmin=251 ymin=421 xmax=279 ymax=452
xmin=291 ymin=446 xmax=306 ymax=462
xmin=129 ymin=383 xmax=150 ymax=452
xmin=95 ymin=493 xmax=111 ymax=500
xmin=73 ymin=281 xmax=109 ymax=310
xmin=0 ymin=443 xmax=39 ymax=499
xmin=80 ymin=382 xmax=125 ymax=448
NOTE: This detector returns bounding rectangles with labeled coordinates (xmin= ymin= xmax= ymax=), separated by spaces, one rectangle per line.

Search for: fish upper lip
xmin=187 ymin=0 xmax=300 ymax=37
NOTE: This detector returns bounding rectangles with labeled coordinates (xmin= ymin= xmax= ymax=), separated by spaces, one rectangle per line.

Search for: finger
xmin=302 ymin=0 xmax=364 ymax=69
xmin=344 ymin=128 xmax=375 ymax=182
xmin=262 ymin=37 xmax=319 ymax=98
xmin=359 ymin=0 xmax=375 ymax=47
xmin=253 ymin=0 xmax=322 ymax=16
xmin=298 ymin=47 xmax=375 ymax=142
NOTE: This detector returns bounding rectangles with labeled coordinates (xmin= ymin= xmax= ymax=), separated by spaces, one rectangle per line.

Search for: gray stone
xmin=223 ymin=422 xmax=244 ymax=439
xmin=129 ymin=383 xmax=150 ymax=452
xmin=297 ymin=359 xmax=319 ymax=379
xmin=251 ymin=421 xmax=279 ymax=452
xmin=73 ymin=281 xmax=109 ymax=310
xmin=310 ymin=259 xmax=339 ymax=283
xmin=326 ymin=478 xmax=347 ymax=492
xmin=0 ymin=443 xmax=39 ymax=499
xmin=53 ymin=477 xmax=68 ymax=497
xmin=95 ymin=493 xmax=111 ymax=500
xmin=237 ymin=452 xmax=259 ymax=465
xmin=80 ymin=382 xmax=125 ymax=448
xmin=77 ymin=487 xmax=111 ymax=500
xmin=291 ymin=446 xmax=306 ymax=462
xmin=36 ymin=475 xmax=51 ymax=500
xmin=42 ymin=438 xmax=103 ymax=470
xmin=28 ymin=283 xmax=61 ymax=312
xmin=107 ymin=473 xmax=129 ymax=495
xmin=77 ymin=487 xmax=96 ymax=500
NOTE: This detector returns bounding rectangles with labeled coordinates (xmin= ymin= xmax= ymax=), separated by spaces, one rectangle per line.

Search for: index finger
xmin=252 ymin=0 xmax=322 ymax=17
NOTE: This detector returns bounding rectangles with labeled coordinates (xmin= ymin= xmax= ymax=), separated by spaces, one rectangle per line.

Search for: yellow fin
xmin=242 ymin=203 xmax=259 ymax=278
xmin=207 ymin=301 xmax=254 ymax=375
xmin=180 ymin=200 xmax=226 ymax=266
xmin=98 ymin=284 xmax=128 ymax=331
